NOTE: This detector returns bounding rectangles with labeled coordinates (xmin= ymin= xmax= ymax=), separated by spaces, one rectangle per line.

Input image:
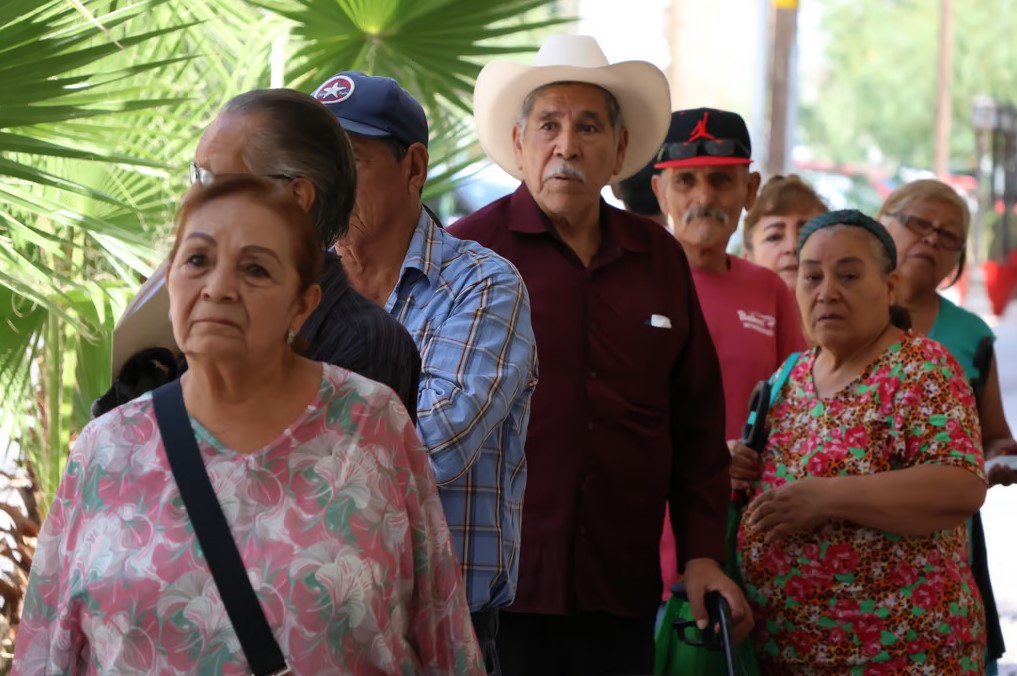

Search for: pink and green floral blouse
xmin=13 ymin=364 xmax=484 ymax=675
xmin=738 ymin=334 xmax=987 ymax=675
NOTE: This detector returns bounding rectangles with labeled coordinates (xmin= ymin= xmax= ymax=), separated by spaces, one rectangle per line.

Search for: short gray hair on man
xmin=516 ymin=81 xmax=623 ymax=139
xmin=219 ymin=89 xmax=357 ymax=247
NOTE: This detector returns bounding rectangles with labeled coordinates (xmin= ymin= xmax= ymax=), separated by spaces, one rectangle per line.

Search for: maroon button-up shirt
xmin=449 ymin=184 xmax=729 ymax=618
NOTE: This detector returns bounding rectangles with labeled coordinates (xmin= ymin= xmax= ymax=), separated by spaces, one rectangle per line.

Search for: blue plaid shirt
xmin=386 ymin=209 xmax=537 ymax=611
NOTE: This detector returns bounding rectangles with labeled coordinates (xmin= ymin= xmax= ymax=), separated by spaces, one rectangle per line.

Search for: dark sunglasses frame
xmin=889 ymin=212 xmax=966 ymax=251
xmin=656 ymin=138 xmax=750 ymax=164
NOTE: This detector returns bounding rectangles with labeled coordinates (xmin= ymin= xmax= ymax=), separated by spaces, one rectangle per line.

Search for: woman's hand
xmin=729 ymin=440 xmax=761 ymax=491
xmin=986 ymin=438 xmax=1017 ymax=487
xmin=745 ymin=477 xmax=833 ymax=542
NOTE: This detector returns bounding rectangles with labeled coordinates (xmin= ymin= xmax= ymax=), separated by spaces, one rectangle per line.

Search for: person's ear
xmin=744 ymin=171 xmax=762 ymax=211
xmin=291 ymin=282 xmax=322 ymax=332
xmin=651 ymin=172 xmax=667 ymax=213
xmin=289 ymin=178 xmax=317 ymax=213
xmin=406 ymin=143 xmax=429 ymax=195
xmin=886 ymin=268 xmax=900 ymax=306
xmin=612 ymin=126 xmax=629 ymax=176
xmin=512 ymin=124 xmax=525 ymax=171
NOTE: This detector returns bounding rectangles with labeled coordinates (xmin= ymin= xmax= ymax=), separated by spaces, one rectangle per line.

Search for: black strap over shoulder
xmin=972 ymin=335 xmax=994 ymax=407
xmin=967 ymin=335 xmax=1005 ymax=660
xmin=152 ymin=381 xmax=290 ymax=676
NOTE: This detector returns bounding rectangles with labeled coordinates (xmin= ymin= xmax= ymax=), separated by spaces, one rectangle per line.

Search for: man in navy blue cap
xmin=313 ymin=72 xmax=538 ymax=675
xmin=651 ymin=108 xmax=806 ymax=603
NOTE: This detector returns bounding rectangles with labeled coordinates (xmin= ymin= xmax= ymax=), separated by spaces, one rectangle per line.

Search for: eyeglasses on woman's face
xmin=188 ymin=162 xmax=293 ymax=187
xmin=889 ymin=212 xmax=965 ymax=251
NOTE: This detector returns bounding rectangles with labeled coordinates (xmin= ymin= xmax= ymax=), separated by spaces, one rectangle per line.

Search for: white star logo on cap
xmin=314 ymin=75 xmax=355 ymax=103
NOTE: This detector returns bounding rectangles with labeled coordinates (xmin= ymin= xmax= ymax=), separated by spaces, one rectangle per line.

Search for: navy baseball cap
xmin=654 ymin=108 xmax=752 ymax=169
xmin=312 ymin=71 xmax=429 ymax=148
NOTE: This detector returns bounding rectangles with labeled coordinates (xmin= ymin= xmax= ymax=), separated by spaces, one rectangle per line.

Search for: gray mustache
xmin=683 ymin=206 xmax=730 ymax=226
xmin=542 ymin=162 xmax=586 ymax=183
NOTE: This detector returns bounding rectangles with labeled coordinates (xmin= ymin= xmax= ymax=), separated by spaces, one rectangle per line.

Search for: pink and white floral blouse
xmin=13 ymin=364 xmax=483 ymax=675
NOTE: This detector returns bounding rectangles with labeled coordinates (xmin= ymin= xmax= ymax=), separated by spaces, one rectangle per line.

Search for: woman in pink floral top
xmin=731 ymin=211 xmax=987 ymax=674
xmin=13 ymin=176 xmax=483 ymax=674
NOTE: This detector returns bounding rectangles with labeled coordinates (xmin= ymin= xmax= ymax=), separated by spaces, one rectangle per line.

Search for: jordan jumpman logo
xmin=688 ymin=111 xmax=718 ymax=142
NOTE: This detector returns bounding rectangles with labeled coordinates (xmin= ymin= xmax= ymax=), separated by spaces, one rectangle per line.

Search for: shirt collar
xmin=398 ymin=207 xmax=443 ymax=289
xmin=507 ymin=182 xmax=647 ymax=253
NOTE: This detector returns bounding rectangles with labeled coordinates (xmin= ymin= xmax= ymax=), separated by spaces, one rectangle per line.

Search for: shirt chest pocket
xmin=594 ymin=319 xmax=682 ymax=411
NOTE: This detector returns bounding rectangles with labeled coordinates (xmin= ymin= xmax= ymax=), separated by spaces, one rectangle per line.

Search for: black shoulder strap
xmin=971 ymin=335 xmax=994 ymax=408
xmin=967 ymin=336 xmax=1006 ymax=659
xmin=152 ymin=381 xmax=290 ymax=676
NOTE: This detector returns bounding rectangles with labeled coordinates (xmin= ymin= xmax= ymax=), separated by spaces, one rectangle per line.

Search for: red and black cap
xmin=654 ymin=108 xmax=752 ymax=169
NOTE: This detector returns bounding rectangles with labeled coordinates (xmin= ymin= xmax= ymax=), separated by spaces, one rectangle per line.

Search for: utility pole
xmin=766 ymin=0 xmax=799 ymax=177
xmin=934 ymin=0 xmax=954 ymax=178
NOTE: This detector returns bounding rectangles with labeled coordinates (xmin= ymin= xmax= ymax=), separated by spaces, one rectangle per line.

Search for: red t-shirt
xmin=661 ymin=256 xmax=806 ymax=598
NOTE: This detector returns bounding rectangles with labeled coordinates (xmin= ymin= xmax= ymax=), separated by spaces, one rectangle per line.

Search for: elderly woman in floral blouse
xmin=732 ymin=210 xmax=987 ymax=674
xmin=13 ymin=176 xmax=483 ymax=674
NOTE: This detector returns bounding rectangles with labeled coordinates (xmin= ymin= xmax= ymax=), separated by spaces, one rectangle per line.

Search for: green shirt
xmin=928 ymin=295 xmax=995 ymax=381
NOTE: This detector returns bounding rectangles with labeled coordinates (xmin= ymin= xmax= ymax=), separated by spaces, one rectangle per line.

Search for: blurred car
xmin=426 ymin=163 xmax=518 ymax=225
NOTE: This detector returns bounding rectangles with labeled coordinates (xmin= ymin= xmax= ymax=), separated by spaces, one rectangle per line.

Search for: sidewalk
xmin=979 ymin=304 xmax=1017 ymax=672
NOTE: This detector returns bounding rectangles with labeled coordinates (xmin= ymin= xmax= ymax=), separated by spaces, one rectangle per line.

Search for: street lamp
xmin=999 ymin=104 xmax=1017 ymax=260
xmin=972 ymin=95 xmax=995 ymax=137
xmin=967 ymin=95 xmax=996 ymax=317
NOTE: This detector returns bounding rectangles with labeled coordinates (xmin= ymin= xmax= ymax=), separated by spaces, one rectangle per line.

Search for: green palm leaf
xmin=2 ymin=0 xmax=564 ymax=658
xmin=264 ymin=0 xmax=568 ymax=113
xmin=2 ymin=0 xmax=566 ymax=512
xmin=250 ymin=0 xmax=570 ymax=206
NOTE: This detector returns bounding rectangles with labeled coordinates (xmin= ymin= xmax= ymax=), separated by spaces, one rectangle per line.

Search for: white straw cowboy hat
xmin=111 ymin=261 xmax=178 ymax=379
xmin=473 ymin=34 xmax=672 ymax=182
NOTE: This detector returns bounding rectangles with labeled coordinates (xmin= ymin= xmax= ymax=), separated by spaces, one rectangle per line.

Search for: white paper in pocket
xmin=649 ymin=314 xmax=672 ymax=329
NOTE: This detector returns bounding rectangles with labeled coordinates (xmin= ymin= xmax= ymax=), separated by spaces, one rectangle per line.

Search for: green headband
xmin=797 ymin=209 xmax=898 ymax=269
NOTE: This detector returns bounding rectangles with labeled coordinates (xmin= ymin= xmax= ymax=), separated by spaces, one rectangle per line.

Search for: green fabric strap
xmin=743 ymin=352 xmax=801 ymax=432
xmin=768 ymin=351 xmax=801 ymax=407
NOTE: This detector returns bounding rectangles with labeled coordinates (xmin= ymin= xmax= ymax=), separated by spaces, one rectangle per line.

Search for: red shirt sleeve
xmin=775 ymin=278 xmax=808 ymax=358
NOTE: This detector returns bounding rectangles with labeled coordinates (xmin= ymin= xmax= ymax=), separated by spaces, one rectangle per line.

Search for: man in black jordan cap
xmin=651 ymin=108 xmax=806 ymax=603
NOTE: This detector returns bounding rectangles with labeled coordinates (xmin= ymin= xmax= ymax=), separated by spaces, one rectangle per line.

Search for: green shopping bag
xmin=653 ymin=353 xmax=800 ymax=676
xmin=652 ymin=504 xmax=760 ymax=676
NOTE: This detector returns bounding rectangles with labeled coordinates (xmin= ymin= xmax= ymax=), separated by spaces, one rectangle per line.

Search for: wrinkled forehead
xmin=799 ymin=225 xmax=881 ymax=263
xmin=523 ymin=82 xmax=614 ymax=119
xmin=179 ymin=192 xmax=300 ymax=253
xmin=194 ymin=113 xmax=256 ymax=172
xmin=661 ymin=164 xmax=750 ymax=180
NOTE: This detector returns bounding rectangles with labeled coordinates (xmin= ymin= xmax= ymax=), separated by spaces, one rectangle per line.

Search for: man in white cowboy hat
xmin=450 ymin=35 xmax=752 ymax=673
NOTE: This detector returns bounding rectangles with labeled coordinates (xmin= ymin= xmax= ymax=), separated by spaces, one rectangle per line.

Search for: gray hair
xmin=516 ymin=81 xmax=623 ymax=139
xmin=220 ymin=89 xmax=357 ymax=247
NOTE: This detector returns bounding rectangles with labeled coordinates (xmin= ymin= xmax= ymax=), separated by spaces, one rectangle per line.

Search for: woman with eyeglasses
xmin=878 ymin=179 xmax=1015 ymax=675
xmin=877 ymin=180 xmax=1016 ymax=482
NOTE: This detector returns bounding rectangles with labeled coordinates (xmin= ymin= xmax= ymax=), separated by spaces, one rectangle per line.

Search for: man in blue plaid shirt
xmin=313 ymin=72 xmax=538 ymax=675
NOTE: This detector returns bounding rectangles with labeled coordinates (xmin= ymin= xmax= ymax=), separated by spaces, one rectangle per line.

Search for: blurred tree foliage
xmin=800 ymin=0 xmax=1017 ymax=171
